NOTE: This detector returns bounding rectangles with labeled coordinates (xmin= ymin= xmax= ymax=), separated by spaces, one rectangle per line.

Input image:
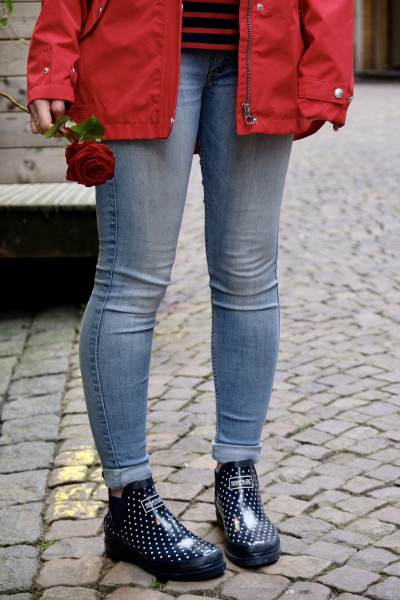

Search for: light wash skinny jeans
xmin=79 ymin=49 xmax=293 ymax=489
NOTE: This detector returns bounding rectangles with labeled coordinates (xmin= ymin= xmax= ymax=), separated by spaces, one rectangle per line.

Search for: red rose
xmin=65 ymin=140 xmax=115 ymax=187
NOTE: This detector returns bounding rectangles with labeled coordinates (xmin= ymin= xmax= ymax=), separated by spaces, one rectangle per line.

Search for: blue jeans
xmin=79 ymin=50 xmax=293 ymax=489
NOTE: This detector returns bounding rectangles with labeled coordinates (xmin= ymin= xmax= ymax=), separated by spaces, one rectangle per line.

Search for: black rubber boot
xmin=104 ymin=476 xmax=226 ymax=581
xmin=215 ymin=459 xmax=281 ymax=567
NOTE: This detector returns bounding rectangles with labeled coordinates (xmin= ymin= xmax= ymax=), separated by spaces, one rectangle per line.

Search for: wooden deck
xmin=0 ymin=183 xmax=97 ymax=258
xmin=0 ymin=1 xmax=66 ymax=183
xmin=0 ymin=182 xmax=95 ymax=207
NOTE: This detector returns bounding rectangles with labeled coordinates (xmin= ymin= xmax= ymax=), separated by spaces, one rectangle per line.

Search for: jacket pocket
xmin=79 ymin=0 xmax=110 ymax=41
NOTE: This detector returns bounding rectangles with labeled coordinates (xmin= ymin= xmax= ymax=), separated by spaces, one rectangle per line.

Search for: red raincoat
xmin=27 ymin=0 xmax=354 ymax=141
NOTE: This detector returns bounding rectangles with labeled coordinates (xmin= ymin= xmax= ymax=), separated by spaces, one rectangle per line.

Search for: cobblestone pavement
xmin=1 ymin=80 xmax=400 ymax=600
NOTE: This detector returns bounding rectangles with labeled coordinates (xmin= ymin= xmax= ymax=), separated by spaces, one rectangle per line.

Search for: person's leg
xmin=198 ymin=51 xmax=293 ymax=464
xmin=198 ymin=50 xmax=293 ymax=567
xmin=79 ymin=52 xmax=203 ymax=491
xmin=79 ymin=49 xmax=227 ymax=580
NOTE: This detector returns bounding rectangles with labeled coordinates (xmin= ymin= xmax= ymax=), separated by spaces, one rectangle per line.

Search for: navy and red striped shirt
xmin=182 ymin=0 xmax=240 ymax=50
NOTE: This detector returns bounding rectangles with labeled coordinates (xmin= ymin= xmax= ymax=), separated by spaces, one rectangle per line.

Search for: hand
xmin=29 ymin=99 xmax=66 ymax=136
xmin=305 ymin=117 xmax=341 ymax=132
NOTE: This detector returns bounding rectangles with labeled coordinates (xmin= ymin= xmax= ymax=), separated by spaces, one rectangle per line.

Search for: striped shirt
xmin=182 ymin=0 xmax=240 ymax=50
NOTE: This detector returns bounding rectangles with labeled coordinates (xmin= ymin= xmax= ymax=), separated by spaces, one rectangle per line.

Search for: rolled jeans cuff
xmin=102 ymin=459 xmax=152 ymax=489
xmin=211 ymin=440 xmax=262 ymax=464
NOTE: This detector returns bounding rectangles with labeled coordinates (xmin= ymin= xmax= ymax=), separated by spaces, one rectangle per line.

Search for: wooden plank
xmin=0 ymin=112 xmax=67 ymax=148
xmin=0 ymin=76 xmax=28 ymax=112
xmin=375 ymin=0 xmax=389 ymax=69
xmin=363 ymin=0 xmax=374 ymax=69
xmin=0 ymin=183 xmax=95 ymax=206
xmin=0 ymin=2 xmax=40 ymax=40
xmin=390 ymin=0 xmax=400 ymax=68
xmin=0 ymin=147 xmax=68 ymax=183
xmin=0 ymin=40 xmax=30 ymax=76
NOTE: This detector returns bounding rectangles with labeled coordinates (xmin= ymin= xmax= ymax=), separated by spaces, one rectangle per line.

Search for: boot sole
xmin=105 ymin=536 xmax=226 ymax=582
xmin=216 ymin=510 xmax=281 ymax=567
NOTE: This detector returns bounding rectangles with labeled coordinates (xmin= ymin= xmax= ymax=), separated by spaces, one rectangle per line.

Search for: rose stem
xmin=0 ymin=91 xmax=75 ymax=143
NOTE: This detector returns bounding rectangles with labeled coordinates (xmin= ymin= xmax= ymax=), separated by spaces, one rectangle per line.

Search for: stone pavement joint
xmin=0 ymin=82 xmax=400 ymax=599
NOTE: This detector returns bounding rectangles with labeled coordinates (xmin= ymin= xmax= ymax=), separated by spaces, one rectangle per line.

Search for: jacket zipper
xmin=170 ymin=0 xmax=183 ymax=129
xmin=242 ymin=0 xmax=257 ymax=125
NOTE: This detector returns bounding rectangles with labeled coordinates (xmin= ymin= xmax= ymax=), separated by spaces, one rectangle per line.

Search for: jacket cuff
xmin=297 ymin=97 xmax=348 ymax=126
xmin=27 ymin=84 xmax=75 ymax=109
xmin=297 ymin=77 xmax=353 ymax=125
xmin=298 ymin=77 xmax=353 ymax=104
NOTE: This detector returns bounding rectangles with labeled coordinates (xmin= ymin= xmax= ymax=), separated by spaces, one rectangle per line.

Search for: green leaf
xmin=44 ymin=115 xmax=72 ymax=138
xmin=68 ymin=115 xmax=104 ymax=142
xmin=6 ymin=0 xmax=13 ymax=17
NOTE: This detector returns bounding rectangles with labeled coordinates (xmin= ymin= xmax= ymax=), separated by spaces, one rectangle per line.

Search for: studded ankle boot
xmin=104 ymin=476 xmax=226 ymax=581
xmin=215 ymin=459 xmax=280 ymax=567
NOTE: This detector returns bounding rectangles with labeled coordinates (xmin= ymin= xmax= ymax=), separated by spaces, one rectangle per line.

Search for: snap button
xmin=43 ymin=67 xmax=49 ymax=74
xmin=257 ymin=3 xmax=264 ymax=9
xmin=334 ymin=88 xmax=344 ymax=99
xmin=97 ymin=7 xmax=102 ymax=15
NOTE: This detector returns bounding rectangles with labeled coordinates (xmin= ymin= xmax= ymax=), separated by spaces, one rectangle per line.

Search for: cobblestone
xmin=105 ymin=590 xmax=174 ymax=600
xmin=1 ymin=82 xmax=400 ymax=599
xmin=382 ymin=561 xmax=400 ymax=576
xmin=1 ymin=392 xmax=62 ymax=420
xmin=304 ymin=541 xmax=356 ymax=564
xmin=0 ymin=503 xmax=42 ymax=545
xmin=278 ymin=516 xmax=334 ymax=541
xmin=45 ymin=518 xmax=103 ymax=540
xmin=0 ymin=546 xmax=38 ymax=594
xmin=375 ymin=530 xmax=400 ymax=551
xmin=262 ymin=555 xmax=331 ymax=579
xmin=99 ymin=562 xmax=154 ymax=590
xmin=366 ymin=577 xmax=400 ymax=600
xmin=348 ymin=518 xmax=397 ymax=541
xmin=0 ymin=595 xmax=32 ymax=600
xmin=41 ymin=536 xmax=104 ymax=560
xmin=220 ymin=573 xmax=289 ymax=600
xmin=0 ymin=470 xmax=48 ymax=508
xmin=348 ymin=547 xmax=398 ymax=572
xmin=0 ymin=441 xmax=55 ymax=473
xmin=278 ymin=581 xmax=331 ymax=600
xmin=0 ymin=414 xmax=60 ymax=445
xmin=40 ymin=588 xmax=101 ymax=600
xmin=318 ymin=566 xmax=380 ymax=593
xmin=36 ymin=557 xmax=105 ymax=587
xmin=370 ymin=507 xmax=400 ymax=526
xmin=8 ymin=374 xmax=67 ymax=399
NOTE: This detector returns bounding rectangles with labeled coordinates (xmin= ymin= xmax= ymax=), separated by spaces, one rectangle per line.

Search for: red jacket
xmin=27 ymin=0 xmax=354 ymax=141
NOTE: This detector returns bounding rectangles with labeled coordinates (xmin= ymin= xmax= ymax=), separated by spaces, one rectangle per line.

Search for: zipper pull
xmin=242 ymin=103 xmax=258 ymax=125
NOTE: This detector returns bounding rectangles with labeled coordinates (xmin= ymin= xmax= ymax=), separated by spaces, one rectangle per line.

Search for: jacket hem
xmin=99 ymin=123 xmax=171 ymax=141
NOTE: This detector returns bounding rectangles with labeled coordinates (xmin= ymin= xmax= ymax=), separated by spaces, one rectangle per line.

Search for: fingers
xmin=29 ymin=100 xmax=44 ymax=135
xmin=50 ymin=99 xmax=67 ymax=137
xmin=29 ymin=98 xmax=66 ymax=136
xmin=51 ymin=100 xmax=66 ymax=121
xmin=30 ymin=99 xmax=53 ymax=134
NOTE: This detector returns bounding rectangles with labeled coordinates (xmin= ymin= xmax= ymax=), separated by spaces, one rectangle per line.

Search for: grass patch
xmin=39 ymin=539 xmax=57 ymax=552
xmin=150 ymin=579 xmax=165 ymax=591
